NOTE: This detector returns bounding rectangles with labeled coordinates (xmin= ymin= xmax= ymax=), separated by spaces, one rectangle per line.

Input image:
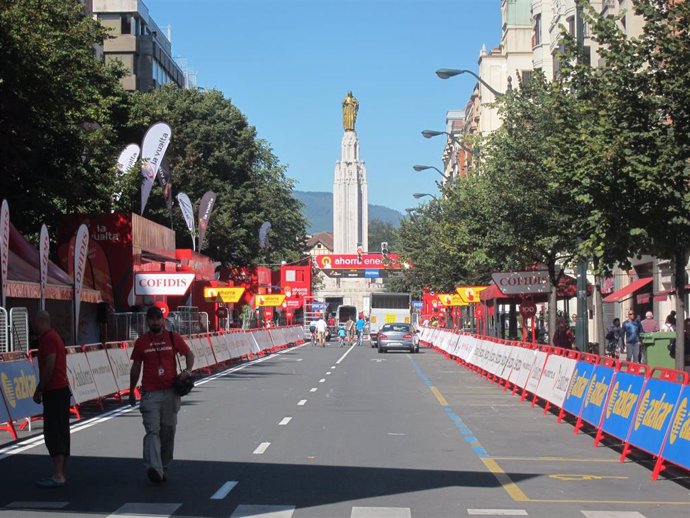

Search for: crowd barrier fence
xmin=0 ymin=325 xmax=305 ymax=441
xmin=418 ymin=326 xmax=690 ymax=480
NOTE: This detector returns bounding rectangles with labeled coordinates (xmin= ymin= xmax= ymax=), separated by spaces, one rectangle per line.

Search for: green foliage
xmin=368 ymin=218 xmax=397 ymax=253
xmin=0 ymin=0 xmax=130 ymax=237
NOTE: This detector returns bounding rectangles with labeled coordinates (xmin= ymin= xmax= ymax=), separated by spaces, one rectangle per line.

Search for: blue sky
xmin=145 ymin=0 xmax=501 ymax=213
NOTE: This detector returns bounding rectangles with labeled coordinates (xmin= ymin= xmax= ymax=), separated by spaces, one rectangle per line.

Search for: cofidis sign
xmin=134 ymin=273 xmax=195 ymax=296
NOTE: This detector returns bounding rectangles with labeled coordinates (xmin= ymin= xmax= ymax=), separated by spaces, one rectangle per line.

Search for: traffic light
xmin=381 ymin=241 xmax=389 ymax=258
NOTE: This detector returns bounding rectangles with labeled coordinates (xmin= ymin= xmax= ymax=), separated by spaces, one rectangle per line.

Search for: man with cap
xmin=129 ymin=306 xmax=195 ymax=483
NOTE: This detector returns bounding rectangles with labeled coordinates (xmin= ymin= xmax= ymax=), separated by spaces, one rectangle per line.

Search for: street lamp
xmin=421 ymin=129 xmax=479 ymax=157
xmin=413 ymin=193 xmax=437 ymax=201
xmin=435 ymin=68 xmax=511 ymax=97
xmin=413 ymin=164 xmax=445 ymax=178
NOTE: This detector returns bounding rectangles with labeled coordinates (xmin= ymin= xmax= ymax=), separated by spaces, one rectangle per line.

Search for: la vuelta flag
xmin=0 ymin=199 xmax=9 ymax=307
xmin=113 ymin=143 xmax=140 ymax=204
xmin=73 ymin=225 xmax=89 ymax=344
xmin=158 ymin=157 xmax=174 ymax=215
xmin=140 ymin=122 xmax=172 ymax=215
xmin=198 ymin=191 xmax=216 ymax=251
xmin=176 ymin=192 xmax=196 ymax=250
xmin=39 ymin=224 xmax=49 ymax=310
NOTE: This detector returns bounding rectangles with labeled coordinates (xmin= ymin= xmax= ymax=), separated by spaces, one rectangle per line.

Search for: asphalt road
xmin=1 ymin=340 xmax=689 ymax=517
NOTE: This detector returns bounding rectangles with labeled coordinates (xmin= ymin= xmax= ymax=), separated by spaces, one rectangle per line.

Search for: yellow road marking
xmin=430 ymin=386 xmax=448 ymax=406
xmin=493 ymin=456 xmax=619 ymax=463
xmin=549 ymin=474 xmax=628 ymax=481
xmin=528 ymin=498 xmax=690 ymax=505
xmin=480 ymin=457 xmax=530 ymax=502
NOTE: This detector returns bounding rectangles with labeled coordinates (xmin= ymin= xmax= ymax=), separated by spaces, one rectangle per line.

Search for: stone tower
xmin=333 ymin=92 xmax=368 ymax=254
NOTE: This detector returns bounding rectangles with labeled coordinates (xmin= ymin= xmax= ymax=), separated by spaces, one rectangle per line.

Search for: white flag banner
xmin=176 ymin=192 xmax=196 ymax=251
xmin=116 ymin=143 xmax=140 ymax=176
xmin=198 ymin=191 xmax=217 ymax=251
xmin=0 ymin=200 xmax=9 ymax=307
xmin=73 ymin=224 xmax=89 ymax=344
xmin=39 ymin=224 xmax=49 ymax=310
xmin=140 ymin=122 xmax=172 ymax=215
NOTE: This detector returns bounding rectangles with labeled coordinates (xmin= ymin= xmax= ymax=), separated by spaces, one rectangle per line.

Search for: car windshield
xmin=381 ymin=324 xmax=410 ymax=333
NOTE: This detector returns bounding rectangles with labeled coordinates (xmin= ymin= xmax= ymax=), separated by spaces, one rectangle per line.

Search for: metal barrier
xmin=108 ymin=312 xmax=147 ymax=342
xmin=0 ymin=307 xmax=8 ymax=353
xmin=9 ymin=307 xmax=29 ymax=351
xmin=169 ymin=307 xmax=209 ymax=336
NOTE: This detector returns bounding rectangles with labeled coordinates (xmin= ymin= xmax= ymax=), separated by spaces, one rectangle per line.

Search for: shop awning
xmin=602 ymin=277 xmax=653 ymax=303
xmin=480 ymin=273 xmax=592 ymax=303
xmin=653 ymin=284 xmax=690 ymax=302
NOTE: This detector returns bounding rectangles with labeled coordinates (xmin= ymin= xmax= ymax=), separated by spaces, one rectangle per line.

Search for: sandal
xmin=36 ymin=477 xmax=65 ymax=488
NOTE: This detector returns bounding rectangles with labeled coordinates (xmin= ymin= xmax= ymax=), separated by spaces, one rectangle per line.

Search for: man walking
xmin=129 ymin=306 xmax=195 ymax=483
xmin=32 ymin=310 xmax=71 ymax=488
xmin=623 ymin=310 xmax=644 ymax=363
xmin=356 ymin=315 xmax=366 ymax=346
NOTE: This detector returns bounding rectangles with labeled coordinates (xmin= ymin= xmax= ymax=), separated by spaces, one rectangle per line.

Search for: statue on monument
xmin=342 ymin=91 xmax=359 ymax=132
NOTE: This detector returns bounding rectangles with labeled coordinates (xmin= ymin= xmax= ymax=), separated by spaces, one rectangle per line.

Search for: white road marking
xmin=298 ymin=399 xmax=307 ymax=406
xmin=210 ymin=480 xmax=238 ymax=500
xmin=319 ymin=378 xmax=326 ymax=383
xmin=387 ymin=432 xmax=406 ymax=436
xmin=230 ymin=505 xmax=296 ymax=517
xmin=310 ymin=387 xmax=318 ymax=392
xmin=108 ymin=503 xmax=181 ymax=517
xmin=351 ymin=507 xmax=411 ymax=518
xmin=335 ymin=342 xmax=356 ymax=364
xmin=279 ymin=417 xmax=292 ymax=426
xmin=581 ymin=513 xmax=646 ymax=518
xmin=467 ymin=510 xmax=528 ymax=516
xmin=6 ymin=502 xmax=69 ymax=509
xmin=253 ymin=442 xmax=271 ymax=454
xmin=326 ymin=371 xmax=331 ymax=375
xmin=331 ymin=365 xmax=336 ymax=369
xmin=296 ymin=358 xmax=303 ymax=362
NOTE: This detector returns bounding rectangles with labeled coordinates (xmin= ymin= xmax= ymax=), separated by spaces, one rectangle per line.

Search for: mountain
xmin=293 ymin=191 xmax=403 ymax=234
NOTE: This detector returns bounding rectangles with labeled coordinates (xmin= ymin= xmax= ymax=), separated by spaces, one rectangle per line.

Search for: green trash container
xmin=643 ymin=331 xmax=676 ymax=369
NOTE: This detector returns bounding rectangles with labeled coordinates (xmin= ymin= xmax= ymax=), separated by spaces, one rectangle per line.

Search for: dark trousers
xmin=42 ymin=387 xmax=71 ymax=457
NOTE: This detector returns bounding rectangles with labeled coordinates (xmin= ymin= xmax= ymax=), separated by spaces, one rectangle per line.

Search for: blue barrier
xmin=580 ymin=364 xmax=616 ymax=433
xmin=0 ymin=359 xmax=43 ymax=422
xmin=598 ymin=370 xmax=647 ymax=443
xmin=562 ymin=360 xmax=596 ymax=418
xmin=659 ymin=384 xmax=690 ymax=477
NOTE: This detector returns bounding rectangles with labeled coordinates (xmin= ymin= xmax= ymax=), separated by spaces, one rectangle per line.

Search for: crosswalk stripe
xmin=581 ymin=512 xmax=647 ymax=518
xmin=210 ymin=480 xmax=238 ymax=500
xmin=310 ymin=387 xmax=318 ymax=392
xmin=6 ymin=501 xmax=69 ymax=509
xmin=108 ymin=502 xmax=181 ymax=517
xmin=230 ymin=504 xmax=296 ymax=517
xmin=351 ymin=507 xmax=411 ymax=518
xmin=467 ymin=510 xmax=528 ymax=516
xmin=279 ymin=417 xmax=292 ymax=426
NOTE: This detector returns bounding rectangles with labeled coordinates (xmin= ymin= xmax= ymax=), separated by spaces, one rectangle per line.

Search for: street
xmin=1 ymin=342 xmax=689 ymax=517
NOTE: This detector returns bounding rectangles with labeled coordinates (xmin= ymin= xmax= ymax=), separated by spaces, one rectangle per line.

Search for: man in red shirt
xmin=32 ymin=310 xmax=70 ymax=488
xmin=129 ymin=306 xmax=195 ymax=484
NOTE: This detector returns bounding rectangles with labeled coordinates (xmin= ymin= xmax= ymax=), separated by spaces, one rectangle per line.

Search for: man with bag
xmin=129 ymin=306 xmax=195 ymax=484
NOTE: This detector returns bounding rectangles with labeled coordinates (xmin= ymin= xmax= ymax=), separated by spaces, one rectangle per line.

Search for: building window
xmin=533 ymin=13 xmax=542 ymax=47
xmin=521 ymin=70 xmax=532 ymax=85
xmin=567 ymin=15 xmax=575 ymax=36
xmin=121 ymin=15 xmax=132 ymax=35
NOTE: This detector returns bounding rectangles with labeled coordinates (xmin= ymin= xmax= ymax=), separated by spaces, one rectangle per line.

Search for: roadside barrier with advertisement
xmin=0 ymin=325 xmax=304 ymax=439
xmin=419 ymin=327 xmax=690 ymax=480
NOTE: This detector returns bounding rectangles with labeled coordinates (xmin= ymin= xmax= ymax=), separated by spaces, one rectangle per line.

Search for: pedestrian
xmin=552 ymin=319 xmax=575 ymax=349
xmin=356 ymin=315 xmax=366 ymax=345
xmin=623 ymin=309 xmax=644 ymax=363
xmin=315 ymin=315 xmax=328 ymax=347
xmin=32 ymin=310 xmax=71 ymax=488
xmin=641 ymin=311 xmax=660 ymax=334
xmin=345 ymin=317 xmax=355 ymax=343
xmin=605 ymin=318 xmax=623 ymax=358
xmin=129 ymin=306 xmax=195 ymax=484
xmin=663 ymin=313 xmax=676 ymax=332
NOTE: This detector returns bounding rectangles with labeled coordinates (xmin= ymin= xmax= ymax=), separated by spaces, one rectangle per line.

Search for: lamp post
xmin=421 ymin=129 xmax=479 ymax=157
xmin=435 ymin=68 xmax=512 ymax=97
xmin=413 ymin=164 xmax=445 ymax=178
xmin=413 ymin=193 xmax=438 ymax=201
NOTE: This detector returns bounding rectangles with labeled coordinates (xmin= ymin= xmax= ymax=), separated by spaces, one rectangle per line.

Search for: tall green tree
xmin=368 ymin=218 xmax=397 ymax=254
xmin=0 ymin=0 xmax=130 ymax=237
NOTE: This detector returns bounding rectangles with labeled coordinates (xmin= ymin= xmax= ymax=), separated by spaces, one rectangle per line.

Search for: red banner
xmin=315 ymin=253 xmax=401 ymax=270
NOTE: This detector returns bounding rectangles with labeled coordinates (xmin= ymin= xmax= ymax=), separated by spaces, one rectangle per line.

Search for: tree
xmin=0 ymin=0 xmax=130 ymax=237
xmin=120 ymin=86 xmax=307 ymax=267
xmin=368 ymin=218 xmax=397 ymax=254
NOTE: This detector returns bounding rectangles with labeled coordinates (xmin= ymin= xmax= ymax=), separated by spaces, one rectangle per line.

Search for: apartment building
xmin=90 ymin=0 xmax=186 ymax=92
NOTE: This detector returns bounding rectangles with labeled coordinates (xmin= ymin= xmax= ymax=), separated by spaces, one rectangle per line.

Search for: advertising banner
xmin=580 ymin=365 xmax=616 ymax=427
xmin=437 ymin=293 xmax=468 ymax=307
xmin=0 ymin=199 xmax=8 ymax=307
xmin=73 ymin=224 xmax=89 ymax=344
xmin=600 ymin=371 xmax=647 ymax=441
xmin=158 ymin=157 xmax=174 ymax=217
xmin=491 ymin=271 xmax=551 ymax=295
xmin=256 ymin=294 xmax=286 ymax=307
xmin=105 ymin=346 xmax=133 ymax=393
xmin=322 ymin=269 xmax=389 ymax=278
xmin=627 ymin=377 xmax=683 ymax=456
xmin=66 ymin=351 xmax=99 ymax=404
xmin=455 ymin=286 xmax=488 ymax=303
xmin=39 ymin=224 xmax=49 ymax=310
xmin=535 ymin=355 xmax=578 ymax=408
xmin=140 ymin=122 xmax=172 ymax=215
xmin=315 ymin=253 xmax=401 ymax=270
xmin=198 ymin=191 xmax=216 ymax=250
xmin=84 ymin=348 xmax=119 ymax=399
xmin=176 ymin=192 xmax=196 ymax=250
xmin=259 ymin=221 xmax=271 ymax=250
xmin=0 ymin=359 xmax=42 ymax=420
xmin=134 ymin=273 xmax=195 ymax=296
xmin=662 ymin=385 xmax=690 ymax=472
xmin=525 ymin=350 xmax=549 ymax=394
xmin=116 ymin=143 xmax=140 ymax=176
xmin=203 ymin=287 xmax=245 ymax=303
xmin=562 ymin=361 xmax=597 ymax=417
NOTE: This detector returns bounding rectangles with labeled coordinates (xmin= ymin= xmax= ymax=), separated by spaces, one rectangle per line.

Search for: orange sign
xmin=438 ymin=293 xmax=468 ymax=307
xmin=203 ymin=287 xmax=245 ymax=303
xmin=455 ymin=286 xmax=488 ymax=303
xmin=255 ymin=294 xmax=286 ymax=307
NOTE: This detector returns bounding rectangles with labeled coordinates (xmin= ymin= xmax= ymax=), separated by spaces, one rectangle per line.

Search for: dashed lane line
xmin=107 ymin=503 xmax=181 ymax=517
xmin=335 ymin=342 xmax=356 ymax=364
xmin=310 ymin=387 xmax=318 ymax=392
xmin=297 ymin=400 xmax=307 ymax=406
xmin=230 ymin=505 xmax=295 ymax=517
xmin=467 ymin=511 xmax=528 ymax=516
xmin=253 ymin=442 xmax=271 ymax=455
xmin=210 ymin=481 xmax=238 ymax=500
xmin=278 ymin=417 xmax=292 ymax=426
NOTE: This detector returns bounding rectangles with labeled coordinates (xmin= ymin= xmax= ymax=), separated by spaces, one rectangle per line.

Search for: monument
xmin=333 ymin=91 xmax=368 ymax=254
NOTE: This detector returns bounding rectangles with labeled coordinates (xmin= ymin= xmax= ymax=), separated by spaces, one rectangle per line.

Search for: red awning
xmin=637 ymin=293 xmax=651 ymax=304
xmin=602 ymin=277 xmax=653 ymax=303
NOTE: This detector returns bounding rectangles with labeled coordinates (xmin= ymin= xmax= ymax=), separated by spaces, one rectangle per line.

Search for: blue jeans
xmin=626 ymin=342 xmax=640 ymax=363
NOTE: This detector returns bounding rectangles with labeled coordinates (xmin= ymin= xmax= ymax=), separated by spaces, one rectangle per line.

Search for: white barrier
xmin=535 ymin=354 xmax=578 ymax=408
xmin=84 ymin=348 xmax=119 ymax=399
xmin=106 ymin=345 xmax=132 ymax=393
xmin=65 ymin=351 xmax=99 ymax=404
